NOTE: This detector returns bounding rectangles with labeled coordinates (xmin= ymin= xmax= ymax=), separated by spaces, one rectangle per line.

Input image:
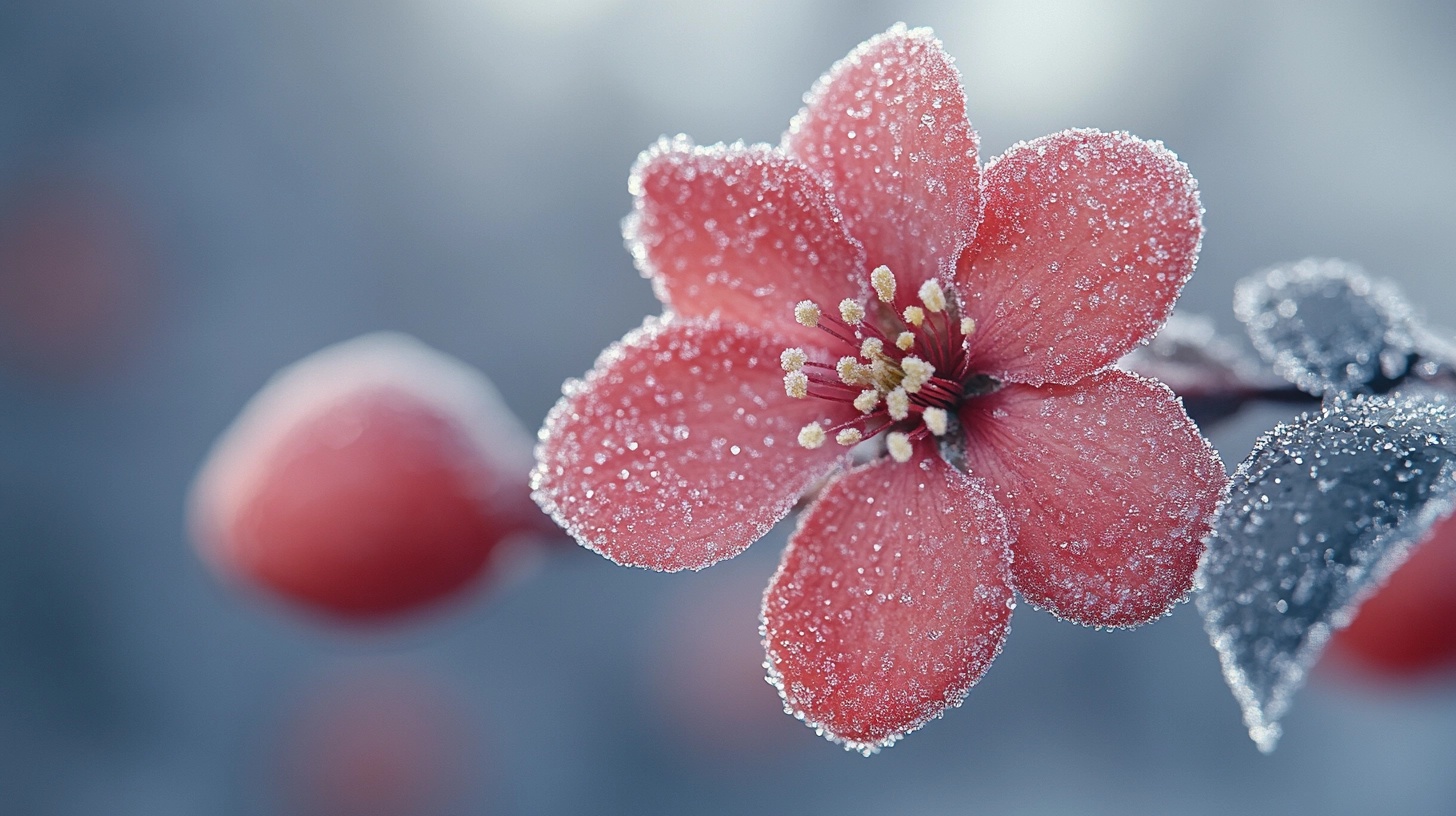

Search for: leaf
xmin=1196 ymin=392 xmax=1456 ymax=752
xmin=1234 ymin=259 xmax=1416 ymax=397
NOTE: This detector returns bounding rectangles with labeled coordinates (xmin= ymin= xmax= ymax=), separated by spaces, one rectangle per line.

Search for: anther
xmin=794 ymin=300 xmax=821 ymax=327
xmin=836 ymin=428 xmax=863 ymax=446
xmin=900 ymin=357 xmax=935 ymax=394
xmin=784 ymin=371 xmax=809 ymax=399
xmin=853 ymin=389 xmax=880 ymax=414
xmin=886 ymin=387 xmax=910 ymax=421
xmin=780 ymin=347 xmax=807 ymax=372
xmin=839 ymin=299 xmax=865 ymax=324
xmin=903 ymin=305 xmax=925 ymax=327
xmin=797 ymin=423 xmax=826 ymax=449
xmin=860 ymin=337 xmax=883 ymax=359
xmin=870 ymin=265 xmax=897 ymax=303
xmin=960 ymin=317 xmax=976 ymax=336
xmin=919 ymin=279 xmax=947 ymax=313
xmin=923 ymin=407 xmax=948 ymax=436
xmin=837 ymin=356 xmax=869 ymax=385
xmin=895 ymin=331 xmax=915 ymax=351
xmin=886 ymin=431 xmax=913 ymax=463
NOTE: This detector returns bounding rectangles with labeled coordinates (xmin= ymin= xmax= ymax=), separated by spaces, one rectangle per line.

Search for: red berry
xmin=190 ymin=333 xmax=539 ymax=620
xmin=1329 ymin=509 xmax=1456 ymax=676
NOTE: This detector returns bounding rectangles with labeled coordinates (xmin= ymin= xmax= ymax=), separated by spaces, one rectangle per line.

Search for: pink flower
xmin=532 ymin=24 xmax=1227 ymax=752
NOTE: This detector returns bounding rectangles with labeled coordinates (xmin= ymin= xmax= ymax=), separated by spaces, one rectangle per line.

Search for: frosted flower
xmin=532 ymin=24 xmax=1226 ymax=753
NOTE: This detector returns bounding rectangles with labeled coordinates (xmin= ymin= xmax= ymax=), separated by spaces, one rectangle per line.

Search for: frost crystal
xmin=1234 ymin=259 xmax=1416 ymax=397
xmin=1197 ymin=392 xmax=1456 ymax=752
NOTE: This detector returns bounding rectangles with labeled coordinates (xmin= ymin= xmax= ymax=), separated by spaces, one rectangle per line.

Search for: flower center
xmin=781 ymin=265 xmax=983 ymax=463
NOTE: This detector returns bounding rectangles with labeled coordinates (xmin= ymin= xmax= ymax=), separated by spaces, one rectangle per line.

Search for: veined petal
xmin=957 ymin=129 xmax=1202 ymax=386
xmin=532 ymin=317 xmax=856 ymax=572
xmin=627 ymin=139 xmax=866 ymax=345
xmin=762 ymin=446 xmax=1013 ymax=753
xmin=959 ymin=369 xmax=1226 ymax=627
xmin=784 ymin=24 xmax=981 ymax=294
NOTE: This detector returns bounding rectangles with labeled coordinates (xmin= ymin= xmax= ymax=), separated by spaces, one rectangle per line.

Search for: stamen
xmin=783 ymin=371 xmax=809 ymax=398
xmin=839 ymin=299 xmax=866 ymax=324
xmin=836 ymin=428 xmax=863 ymax=446
xmin=870 ymin=265 xmax=897 ymax=303
xmin=960 ymin=317 xmax=976 ymax=336
xmin=895 ymin=331 xmax=915 ymax=351
xmin=797 ymin=422 xmax=826 ymax=449
xmin=903 ymin=305 xmax=925 ymax=327
xmin=886 ymin=431 xmax=913 ymax=463
xmin=853 ymin=389 xmax=880 ymax=414
xmin=780 ymin=347 xmax=807 ymax=372
xmin=923 ymin=407 xmax=948 ymax=436
xmin=794 ymin=300 xmax=821 ymax=327
xmin=836 ymin=356 xmax=870 ymax=385
xmin=919 ymin=279 xmax=946 ymax=313
xmin=886 ymin=387 xmax=910 ymax=421
xmin=900 ymin=356 xmax=935 ymax=394
xmin=860 ymin=337 xmax=884 ymax=359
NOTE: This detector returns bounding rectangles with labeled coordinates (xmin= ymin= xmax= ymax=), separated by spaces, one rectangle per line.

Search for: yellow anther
xmin=919 ymin=279 xmax=947 ymax=313
xmin=860 ymin=337 xmax=884 ymax=359
xmin=853 ymin=389 xmax=880 ymax=414
xmin=923 ymin=407 xmax=949 ymax=436
xmin=784 ymin=371 xmax=809 ymax=399
xmin=960 ymin=317 xmax=977 ymax=336
xmin=794 ymin=300 xmax=821 ymax=327
xmin=900 ymin=356 xmax=935 ymax=394
xmin=839 ymin=299 xmax=866 ymax=324
xmin=903 ymin=305 xmax=925 ymax=327
xmin=886 ymin=387 xmax=910 ymax=421
xmin=895 ymin=331 xmax=915 ymax=351
xmin=837 ymin=356 xmax=870 ymax=386
xmin=886 ymin=431 xmax=913 ymax=463
xmin=870 ymin=265 xmax=897 ymax=303
xmin=836 ymin=428 xmax=863 ymax=446
xmin=797 ymin=422 xmax=826 ymax=449
xmin=780 ymin=347 xmax=807 ymax=372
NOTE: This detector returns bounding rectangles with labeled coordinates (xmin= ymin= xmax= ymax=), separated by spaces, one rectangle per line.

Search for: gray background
xmin=2 ymin=1 xmax=1454 ymax=814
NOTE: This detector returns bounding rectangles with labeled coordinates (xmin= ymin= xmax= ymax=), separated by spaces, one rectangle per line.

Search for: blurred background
xmin=3 ymin=1 xmax=1455 ymax=813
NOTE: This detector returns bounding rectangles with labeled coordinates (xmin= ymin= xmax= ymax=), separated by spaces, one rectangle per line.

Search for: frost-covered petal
xmin=957 ymin=130 xmax=1202 ymax=386
xmin=783 ymin=24 xmax=980 ymax=292
xmin=1197 ymin=392 xmax=1456 ymax=752
xmin=763 ymin=447 xmax=1013 ymax=754
xmin=627 ymin=139 xmax=866 ymax=344
xmin=959 ymin=369 xmax=1225 ymax=627
xmin=531 ymin=318 xmax=856 ymax=572
xmin=1234 ymin=259 xmax=1416 ymax=397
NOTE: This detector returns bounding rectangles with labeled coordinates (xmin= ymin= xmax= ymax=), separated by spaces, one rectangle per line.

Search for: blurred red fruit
xmin=1329 ymin=509 xmax=1456 ymax=676
xmin=190 ymin=333 xmax=542 ymax=620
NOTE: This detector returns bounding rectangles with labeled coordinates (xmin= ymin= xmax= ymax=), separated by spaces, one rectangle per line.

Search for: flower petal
xmin=627 ymin=139 xmax=867 ymax=344
xmin=762 ymin=446 xmax=1014 ymax=753
xmin=532 ymin=317 xmax=857 ymax=571
xmin=784 ymin=24 xmax=980 ymax=291
xmin=957 ymin=129 xmax=1203 ymax=386
xmin=959 ymin=369 xmax=1225 ymax=627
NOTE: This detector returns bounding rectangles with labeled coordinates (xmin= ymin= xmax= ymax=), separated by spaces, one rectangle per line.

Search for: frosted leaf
xmin=1234 ymin=259 xmax=1416 ymax=397
xmin=959 ymin=369 xmax=1226 ymax=627
xmin=1197 ymin=392 xmax=1456 ymax=752
xmin=956 ymin=129 xmax=1203 ymax=387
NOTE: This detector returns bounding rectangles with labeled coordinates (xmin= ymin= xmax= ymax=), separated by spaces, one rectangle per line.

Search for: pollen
xmin=836 ymin=428 xmax=863 ymax=446
xmin=797 ymin=422 xmax=826 ymax=449
xmin=794 ymin=300 xmax=821 ymax=327
xmin=780 ymin=347 xmax=807 ymax=372
xmin=886 ymin=431 xmax=913 ymax=463
xmin=839 ymin=299 xmax=865 ymax=324
xmin=903 ymin=305 xmax=925 ymax=327
xmin=783 ymin=371 xmax=809 ymax=398
xmin=923 ymin=406 xmax=948 ymax=436
xmin=919 ymin=279 xmax=947 ymax=313
xmin=870 ymin=265 xmax=897 ymax=303
xmin=895 ymin=331 xmax=915 ymax=351
xmin=853 ymin=389 xmax=880 ymax=414
xmin=900 ymin=356 xmax=934 ymax=394
xmin=886 ymin=387 xmax=910 ymax=421
xmin=837 ymin=356 xmax=869 ymax=385
xmin=860 ymin=337 xmax=884 ymax=359
xmin=960 ymin=317 xmax=977 ymax=336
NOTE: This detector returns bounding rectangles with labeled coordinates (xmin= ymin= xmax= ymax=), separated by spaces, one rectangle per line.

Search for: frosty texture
xmin=1197 ymin=392 xmax=1456 ymax=751
xmin=1234 ymin=259 xmax=1416 ymax=397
